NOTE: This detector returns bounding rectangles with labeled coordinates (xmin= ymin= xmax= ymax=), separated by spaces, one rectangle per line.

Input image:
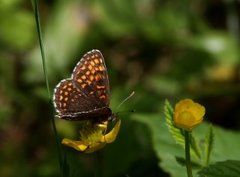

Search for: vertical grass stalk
xmin=94 ymin=152 xmax=102 ymax=177
xmin=31 ymin=0 xmax=64 ymax=175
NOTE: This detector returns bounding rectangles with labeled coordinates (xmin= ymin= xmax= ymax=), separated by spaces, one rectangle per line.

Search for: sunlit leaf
xmin=164 ymin=100 xmax=185 ymax=148
xmin=132 ymin=113 xmax=240 ymax=177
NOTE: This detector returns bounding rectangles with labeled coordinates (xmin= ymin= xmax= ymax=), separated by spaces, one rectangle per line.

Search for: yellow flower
xmin=62 ymin=119 xmax=121 ymax=153
xmin=174 ymin=99 xmax=205 ymax=131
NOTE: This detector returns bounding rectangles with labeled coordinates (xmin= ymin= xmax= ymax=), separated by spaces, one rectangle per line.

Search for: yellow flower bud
xmin=174 ymin=99 xmax=205 ymax=131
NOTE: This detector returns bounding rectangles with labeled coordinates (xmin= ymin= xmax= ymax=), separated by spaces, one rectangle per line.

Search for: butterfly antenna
xmin=116 ymin=91 xmax=135 ymax=110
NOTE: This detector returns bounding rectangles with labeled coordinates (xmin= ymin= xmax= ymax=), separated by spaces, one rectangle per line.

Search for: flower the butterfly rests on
xmin=53 ymin=49 xmax=121 ymax=153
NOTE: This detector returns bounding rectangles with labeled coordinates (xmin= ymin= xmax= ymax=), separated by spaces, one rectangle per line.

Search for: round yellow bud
xmin=174 ymin=99 xmax=205 ymax=131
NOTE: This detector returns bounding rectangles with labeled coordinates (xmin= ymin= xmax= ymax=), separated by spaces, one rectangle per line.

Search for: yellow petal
xmin=102 ymin=119 xmax=121 ymax=143
xmin=62 ymin=138 xmax=88 ymax=152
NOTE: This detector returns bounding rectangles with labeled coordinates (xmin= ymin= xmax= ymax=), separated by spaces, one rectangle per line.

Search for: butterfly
xmin=53 ymin=49 xmax=114 ymax=123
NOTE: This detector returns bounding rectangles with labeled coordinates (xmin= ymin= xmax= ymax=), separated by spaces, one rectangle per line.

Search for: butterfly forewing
xmin=72 ymin=50 xmax=110 ymax=107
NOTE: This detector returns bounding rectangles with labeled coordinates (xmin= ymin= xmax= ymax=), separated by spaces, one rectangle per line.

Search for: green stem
xmin=31 ymin=0 xmax=64 ymax=175
xmin=32 ymin=0 xmax=50 ymax=98
xmin=94 ymin=151 xmax=102 ymax=177
xmin=185 ymin=130 xmax=193 ymax=177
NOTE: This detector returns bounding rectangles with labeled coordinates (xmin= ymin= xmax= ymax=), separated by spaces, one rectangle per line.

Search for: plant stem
xmin=31 ymin=0 xmax=64 ymax=175
xmin=185 ymin=130 xmax=193 ymax=177
xmin=32 ymin=0 xmax=51 ymax=98
xmin=94 ymin=151 xmax=102 ymax=177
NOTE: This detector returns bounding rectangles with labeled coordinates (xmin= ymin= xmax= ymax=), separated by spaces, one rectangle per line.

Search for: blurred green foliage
xmin=0 ymin=0 xmax=240 ymax=177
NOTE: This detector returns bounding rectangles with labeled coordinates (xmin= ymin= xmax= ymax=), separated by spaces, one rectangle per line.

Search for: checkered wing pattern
xmin=53 ymin=49 xmax=112 ymax=121
xmin=72 ymin=50 xmax=110 ymax=107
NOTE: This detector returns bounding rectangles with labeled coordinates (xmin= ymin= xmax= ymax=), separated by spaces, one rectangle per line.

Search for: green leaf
xmin=189 ymin=132 xmax=201 ymax=160
xmin=204 ymin=125 xmax=214 ymax=165
xmin=198 ymin=160 xmax=240 ymax=177
xmin=164 ymin=100 xmax=185 ymax=148
xmin=175 ymin=156 xmax=202 ymax=169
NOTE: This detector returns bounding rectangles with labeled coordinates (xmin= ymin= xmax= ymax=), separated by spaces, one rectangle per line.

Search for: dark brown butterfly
xmin=53 ymin=50 xmax=114 ymax=122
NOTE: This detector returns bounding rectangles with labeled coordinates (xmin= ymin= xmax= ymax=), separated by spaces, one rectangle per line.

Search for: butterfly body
xmin=56 ymin=106 xmax=113 ymax=122
xmin=53 ymin=49 xmax=114 ymax=123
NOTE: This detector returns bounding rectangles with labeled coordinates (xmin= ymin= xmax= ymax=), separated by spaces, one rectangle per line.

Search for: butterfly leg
xmin=101 ymin=119 xmax=121 ymax=143
xmin=95 ymin=121 xmax=108 ymax=131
